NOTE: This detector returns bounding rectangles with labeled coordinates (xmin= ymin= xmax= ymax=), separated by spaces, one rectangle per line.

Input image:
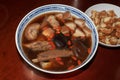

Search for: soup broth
xmin=22 ymin=11 xmax=92 ymax=71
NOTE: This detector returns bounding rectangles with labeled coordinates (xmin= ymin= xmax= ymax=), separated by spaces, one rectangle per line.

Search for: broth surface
xmin=22 ymin=11 xmax=92 ymax=71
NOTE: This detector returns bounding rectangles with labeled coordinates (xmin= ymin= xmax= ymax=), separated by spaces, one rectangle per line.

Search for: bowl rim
xmin=15 ymin=4 xmax=99 ymax=74
xmin=85 ymin=3 xmax=120 ymax=47
xmin=85 ymin=3 xmax=120 ymax=16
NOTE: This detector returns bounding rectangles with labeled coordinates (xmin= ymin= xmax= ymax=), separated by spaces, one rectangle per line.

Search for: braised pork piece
xmin=22 ymin=11 xmax=92 ymax=71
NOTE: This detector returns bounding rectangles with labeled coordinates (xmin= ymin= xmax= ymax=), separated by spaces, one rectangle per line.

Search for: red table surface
xmin=0 ymin=0 xmax=120 ymax=80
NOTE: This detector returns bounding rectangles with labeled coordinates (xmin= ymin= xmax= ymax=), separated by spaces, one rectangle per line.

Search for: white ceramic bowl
xmin=85 ymin=3 xmax=120 ymax=47
xmin=15 ymin=4 xmax=98 ymax=74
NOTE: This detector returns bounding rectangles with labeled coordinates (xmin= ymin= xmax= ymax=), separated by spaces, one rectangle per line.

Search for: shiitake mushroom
xmin=52 ymin=33 xmax=70 ymax=49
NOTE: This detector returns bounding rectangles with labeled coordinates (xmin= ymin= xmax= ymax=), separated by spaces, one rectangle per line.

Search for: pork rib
xmin=36 ymin=49 xmax=73 ymax=62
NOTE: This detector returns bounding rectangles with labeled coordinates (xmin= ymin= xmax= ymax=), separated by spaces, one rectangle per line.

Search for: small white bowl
xmin=15 ymin=4 xmax=98 ymax=74
xmin=85 ymin=3 xmax=120 ymax=47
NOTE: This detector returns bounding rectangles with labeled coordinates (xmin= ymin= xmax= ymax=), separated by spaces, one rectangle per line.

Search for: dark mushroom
xmin=72 ymin=38 xmax=89 ymax=61
xmin=52 ymin=33 xmax=70 ymax=49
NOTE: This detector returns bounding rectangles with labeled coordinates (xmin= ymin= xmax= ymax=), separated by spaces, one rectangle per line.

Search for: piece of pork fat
xmin=74 ymin=19 xmax=85 ymax=28
xmin=61 ymin=26 xmax=70 ymax=35
xmin=55 ymin=13 xmax=64 ymax=22
xmin=74 ymin=19 xmax=92 ymax=37
xmin=73 ymin=28 xmax=86 ymax=38
xmin=40 ymin=16 xmax=49 ymax=28
xmin=55 ymin=11 xmax=73 ymax=22
xmin=47 ymin=15 xmax=60 ymax=30
xmin=24 ymin=23 xmax=40 ymax=41
xmin=82 ymin=26 xmax=92 ymax=37
xmin=65 ymin=22 xmax=76 ymax=31
xmin=63 ymin=11 xmax=73 ymax=21
xmin=23 ymin=41 xmax=52 ymax=51
xmin=32 ymin=49 xmax=73 ymax=62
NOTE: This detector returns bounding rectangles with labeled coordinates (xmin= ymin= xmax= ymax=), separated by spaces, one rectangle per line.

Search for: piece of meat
xmin=40 ymin=16 xmax=49 ymax=28
xmin=74 ymin=19 xmax=85 ymax=28
xmin=115 ymin=31 xmax=120 ymax=38
xmin=55 ymin=13 xmax=63 ymax=19
xmin=94 ymin=17 xmax=101 ymax=25
xmin=55 ymin=13 xmax=64 ymax=22
xmin=99 ymin=10 xmax=108 ymax=18
xmin=63 ymin=11 xmax=73 ymax=21
xmin=107 ymin=10 xmax=116 ymax=17
xmin=117 ymin=39 xmax=120 ymax=44
xmin=115 ymin=24 xmax=120 ymax=38
xmin=47 ymin=15 xmax=60 ymax=30
xmin=99 ymin=27 xmax=113 ymax=35
xmin=42 ymin=27 xmax=55 ymax=38
xmin=82 ymin=26 xmax=92 ymax=37
xmin=103 ymin=36 xmax=111 ymax=44
xmin=24 ymin=23 xmax=40 ymax=40
xmin=61 ymin=26 xmax=70 ymax=35
xmin=100 ymin=23 xmax=107 ymax=28
xmin=103 ymin=17 xmax=112 ymax=23
xmin=36 ymin=49 xmax=73 ymax=61
xmin=65 ymin=22 xmax=76 ymax=31
xmin=23 ymin=41 xmax=52 ymax=51
xmin=73 ymin=28 xmax=85 ymax=38
xmin=91 ymin=10 xmax=120 ymax=45
xmin=91 ymin=10 xmax=99 ymax=19
xmin=114 ymin=22 xmax=120 ymax=27
xmin=109 ymin=36 xmax=118 ymax=45
xmin=55 ymin=11 xmax=73 ymax=23
xmin=74 ymin=19 xmax=91 ymax=37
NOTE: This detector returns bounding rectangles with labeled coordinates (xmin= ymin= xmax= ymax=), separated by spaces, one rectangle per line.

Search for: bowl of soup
xmin=15 ymin=4 xmax=98 ymax=74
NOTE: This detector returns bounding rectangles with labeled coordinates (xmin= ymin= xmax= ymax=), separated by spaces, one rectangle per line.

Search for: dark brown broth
xmin=22 ymin=12 xmax=92 ymax=71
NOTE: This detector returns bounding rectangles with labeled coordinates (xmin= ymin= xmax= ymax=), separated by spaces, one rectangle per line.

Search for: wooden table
xmin=0 ymin=0 xmax=120 ymax=80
